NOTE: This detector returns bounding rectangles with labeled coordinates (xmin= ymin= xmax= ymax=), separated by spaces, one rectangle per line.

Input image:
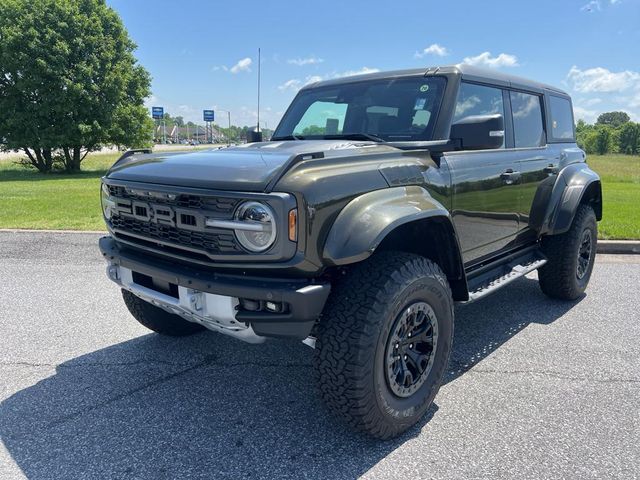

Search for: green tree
xmin=594 ymin=125 xmax=613 ymax=155
xmin=575 ymin=119 xmax=594 ymax=151
xmin=596 ymin=111 xmax=630 ymax=128
xmin=618 ymin=122 xmax=640 ymax=155
xmin=0 ymin=0 xmax=152 ymax=172
xmin=301 ymin=125 xmax=326 ymax=136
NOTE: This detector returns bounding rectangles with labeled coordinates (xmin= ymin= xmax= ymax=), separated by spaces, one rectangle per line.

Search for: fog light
xmin=265 ymin=301 xmax=281 ymax=312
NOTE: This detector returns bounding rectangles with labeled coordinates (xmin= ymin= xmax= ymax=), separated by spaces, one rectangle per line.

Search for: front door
xmin=446 ymin=150 xmax=520 ymax=264
xmin=444 ymin=82 xmax=520 ymax=264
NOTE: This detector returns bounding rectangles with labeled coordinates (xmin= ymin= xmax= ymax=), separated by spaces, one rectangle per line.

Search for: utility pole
xmin=257 ymin=47 xmax=261 ymax=133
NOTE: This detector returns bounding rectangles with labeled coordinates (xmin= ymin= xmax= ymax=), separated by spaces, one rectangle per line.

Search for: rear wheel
xmin=314 ymin=252 xmax=454 ymax=439
xmin=538 ymin=204 xmax=597 ymax=300
xmin=122 ymin=290 xmax=205 ymax=336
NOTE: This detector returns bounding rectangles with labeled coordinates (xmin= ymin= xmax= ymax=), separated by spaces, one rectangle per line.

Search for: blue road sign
xmin=203 ymin=110 xmax=215 ymax=122
xmin=152 ymin=106 xmax=164 ymax=120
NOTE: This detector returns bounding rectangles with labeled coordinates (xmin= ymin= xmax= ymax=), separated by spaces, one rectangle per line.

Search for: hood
xmin=106 ymin=140 xmax=392 ymax=192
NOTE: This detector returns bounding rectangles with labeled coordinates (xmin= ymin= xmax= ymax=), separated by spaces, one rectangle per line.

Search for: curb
xmin=0 ymin=228 xmax=107 ymax=235
xmin=597 ymin=240 xmax=640 ymax=255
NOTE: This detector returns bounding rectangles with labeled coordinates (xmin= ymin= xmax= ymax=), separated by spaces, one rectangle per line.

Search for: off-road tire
xmin=538 ymin=204 xmax=597 ymax=300
xmin=122 ymin=290 xmax=205 ymax=336
xmin=314 ymin=252 xmax=454 ymax=439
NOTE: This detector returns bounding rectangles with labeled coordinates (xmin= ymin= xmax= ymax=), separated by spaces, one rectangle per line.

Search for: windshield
xmin=273 ymin=76 xmax=446 ymax=142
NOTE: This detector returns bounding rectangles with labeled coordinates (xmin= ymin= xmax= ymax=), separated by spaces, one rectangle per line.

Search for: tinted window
xmin=549 ymin=96 xmax=575 ymax=140
xmin=453 ymin=82 xmax=505 ymax=122
xmin=453 ymin=82 xmax=505 ymax=148
xmin=293 ymin=101 xmax=347 ymax=135
xmin=510 ymin=92 xmax=544 ymax=148
xmin=274 ymin=77 xmax=446 ymax=141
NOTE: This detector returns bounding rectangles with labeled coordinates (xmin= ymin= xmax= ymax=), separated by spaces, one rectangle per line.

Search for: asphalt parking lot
xmin=1 ymin=231 xmax=638 ymax=480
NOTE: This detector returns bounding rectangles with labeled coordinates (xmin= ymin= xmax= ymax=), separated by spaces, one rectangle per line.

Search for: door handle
xmin=543 ymin=164 xmax=559 ymax=175
xmin=500 ymin=169 xmax=521 ymax=185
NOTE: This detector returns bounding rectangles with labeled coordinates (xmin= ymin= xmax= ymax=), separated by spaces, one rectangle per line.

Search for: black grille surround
xmin=103 ymin=180 xmax=298 ymax=264
xmin=110 ymin=216 xmax=241 ymax=254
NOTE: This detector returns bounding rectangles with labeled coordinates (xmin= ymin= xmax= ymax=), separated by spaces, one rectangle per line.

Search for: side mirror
xmin=450 ymin=114 xmax=504 ymax=150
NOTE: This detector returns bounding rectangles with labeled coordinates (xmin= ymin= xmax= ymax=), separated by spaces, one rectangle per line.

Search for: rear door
xmin=444 ymin=82 xmax=520 ymax=264
xmin=507 ymin=90 xmax=555 ymax=243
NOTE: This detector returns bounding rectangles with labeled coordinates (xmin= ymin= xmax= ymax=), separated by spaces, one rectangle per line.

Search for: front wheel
xmin=538 ymin=204 xmax=597 ymax=300
xmin=313 ymin=252 xmax=454 ymax=439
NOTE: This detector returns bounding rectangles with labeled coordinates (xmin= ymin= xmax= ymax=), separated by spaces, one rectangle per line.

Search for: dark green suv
xmin=100 ymin=64 xmax=602 ymax=438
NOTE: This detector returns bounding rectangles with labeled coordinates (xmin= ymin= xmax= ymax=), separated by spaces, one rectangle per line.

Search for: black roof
xmin=303 ymin=64 xmax=569 ymax=96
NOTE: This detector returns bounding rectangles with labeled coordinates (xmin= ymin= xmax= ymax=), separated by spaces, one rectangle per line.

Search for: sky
xmin=107 ymin=0 xmax=640 ymax=128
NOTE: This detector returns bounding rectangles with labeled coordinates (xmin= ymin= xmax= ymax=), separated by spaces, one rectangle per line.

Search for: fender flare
xmin=541 ymin=163 xmax=602 ymax=236
xmin=323 ymin=186 xmax=457 ymax=266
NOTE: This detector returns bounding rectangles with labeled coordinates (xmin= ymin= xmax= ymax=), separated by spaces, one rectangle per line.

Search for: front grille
xmin=106 ymin=185 xmax=245 ymax=258
xmin=110 ymin=216 xmax=241 ymax=255
xmin=107 ymin=185 xmax=240 ymax=213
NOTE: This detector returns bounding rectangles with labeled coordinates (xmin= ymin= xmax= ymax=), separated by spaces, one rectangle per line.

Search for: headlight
xmin=233 ymin=201 xmax=277 ymax=252
xmin=100 ymin=183 xmax=115 ymax=219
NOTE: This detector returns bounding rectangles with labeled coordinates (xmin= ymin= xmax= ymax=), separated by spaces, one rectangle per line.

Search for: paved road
xmin=1 ymin=231 xmax=638 ymax=480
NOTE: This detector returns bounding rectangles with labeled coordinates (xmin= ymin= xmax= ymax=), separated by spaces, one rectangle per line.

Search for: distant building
xmin=154 ymin=124 xmax=222 ymax=143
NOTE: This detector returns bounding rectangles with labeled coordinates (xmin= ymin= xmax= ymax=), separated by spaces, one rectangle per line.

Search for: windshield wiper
xmin=322 ymin=133 xmax=386 ymax=142
xmin=271 ymin=134 xmax=305 ymax=141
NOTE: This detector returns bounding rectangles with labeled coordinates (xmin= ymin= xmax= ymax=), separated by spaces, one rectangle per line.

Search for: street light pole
xmin=216 ymin=109 xmax=232 ymax=146
xmin=257 ymin=47 xmax=261 ymax=134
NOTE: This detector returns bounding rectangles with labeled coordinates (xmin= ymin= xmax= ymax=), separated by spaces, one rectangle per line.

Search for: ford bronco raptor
xmin=100 ymin=65 xmax=602 ymax=439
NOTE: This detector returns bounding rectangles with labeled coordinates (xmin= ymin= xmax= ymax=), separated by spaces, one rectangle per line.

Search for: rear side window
xmin=548 ymin=96 xmax=575 ymax=141
xmin=453 ymin=82 xmax=505 ymax=148
xmin=453 ymin=82 xmax=505 ymax=122
xmin=510 ymin=92 xmax=545 ymax=148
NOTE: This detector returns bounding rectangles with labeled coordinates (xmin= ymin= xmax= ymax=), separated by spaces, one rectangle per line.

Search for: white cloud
xmin=278 ymin=68 xmax=379 ymax=93
xmin=581 ymin=97 xmax=603 ymax=106
xmin=567 ymin=66 xmax=640 ymax=92
xmin=462 ymin=52 xmax=519 ymax=68
xmin=212 ymin=65 xmax=229 ymax=72
xmin=581 ymin=0 xmax=601 ymax=12
xmin=573 ymin=105 xmax=599 ymax=123
xmin=334 ymin=67 xmax=380 ymax=78
xmin=288 ymin=56 xmax=324 ymax=66
xmin=582 ymin=0 xmax=622 ymax=11
xmin=415 ymin=44 xmax=449 ymax=58
xmin=144 ymin=95 xmax=159 ymax=110
xmin=230 ymin=57 xmax=252 ymax=74
xmin=278 ymin=79 xmax=302 ymax=91
xmin=278 ymin=75 xmax=328 ymax=92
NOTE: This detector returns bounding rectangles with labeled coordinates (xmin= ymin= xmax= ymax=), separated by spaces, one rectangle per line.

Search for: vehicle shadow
xmin=0 ymin=275 xmax=581 ymax=479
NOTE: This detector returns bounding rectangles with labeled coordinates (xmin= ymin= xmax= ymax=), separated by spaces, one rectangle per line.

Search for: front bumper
xmin=99 ymin=236 xmax=331 ymax=340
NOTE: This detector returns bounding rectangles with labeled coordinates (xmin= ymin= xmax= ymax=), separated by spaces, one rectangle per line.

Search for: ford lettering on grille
xmin=112 ymin=197 xmax=204 ymax=231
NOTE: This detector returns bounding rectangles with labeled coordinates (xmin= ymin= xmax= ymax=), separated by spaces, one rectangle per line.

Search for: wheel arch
xmin=322 ymin=186 xmax=468 ymax=301
xmin=542 ymin=162 xmax=602 ymax=236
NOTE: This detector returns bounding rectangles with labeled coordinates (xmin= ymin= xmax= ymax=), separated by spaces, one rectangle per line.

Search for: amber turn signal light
xmin=288 ymin=209 xmax=297 ymax=242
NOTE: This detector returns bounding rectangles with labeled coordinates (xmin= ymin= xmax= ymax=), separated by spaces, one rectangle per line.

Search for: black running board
xmin=463 ymin=248 xmax=547 ymax=303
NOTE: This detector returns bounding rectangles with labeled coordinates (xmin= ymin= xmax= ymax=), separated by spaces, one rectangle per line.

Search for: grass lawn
xmin=0 ymin=151 xmax=638 ymax=238
xmin=587 ymin=155 xmax=640 ymax=240
xmin=0 ymin=153 xmax=117 ymax=230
